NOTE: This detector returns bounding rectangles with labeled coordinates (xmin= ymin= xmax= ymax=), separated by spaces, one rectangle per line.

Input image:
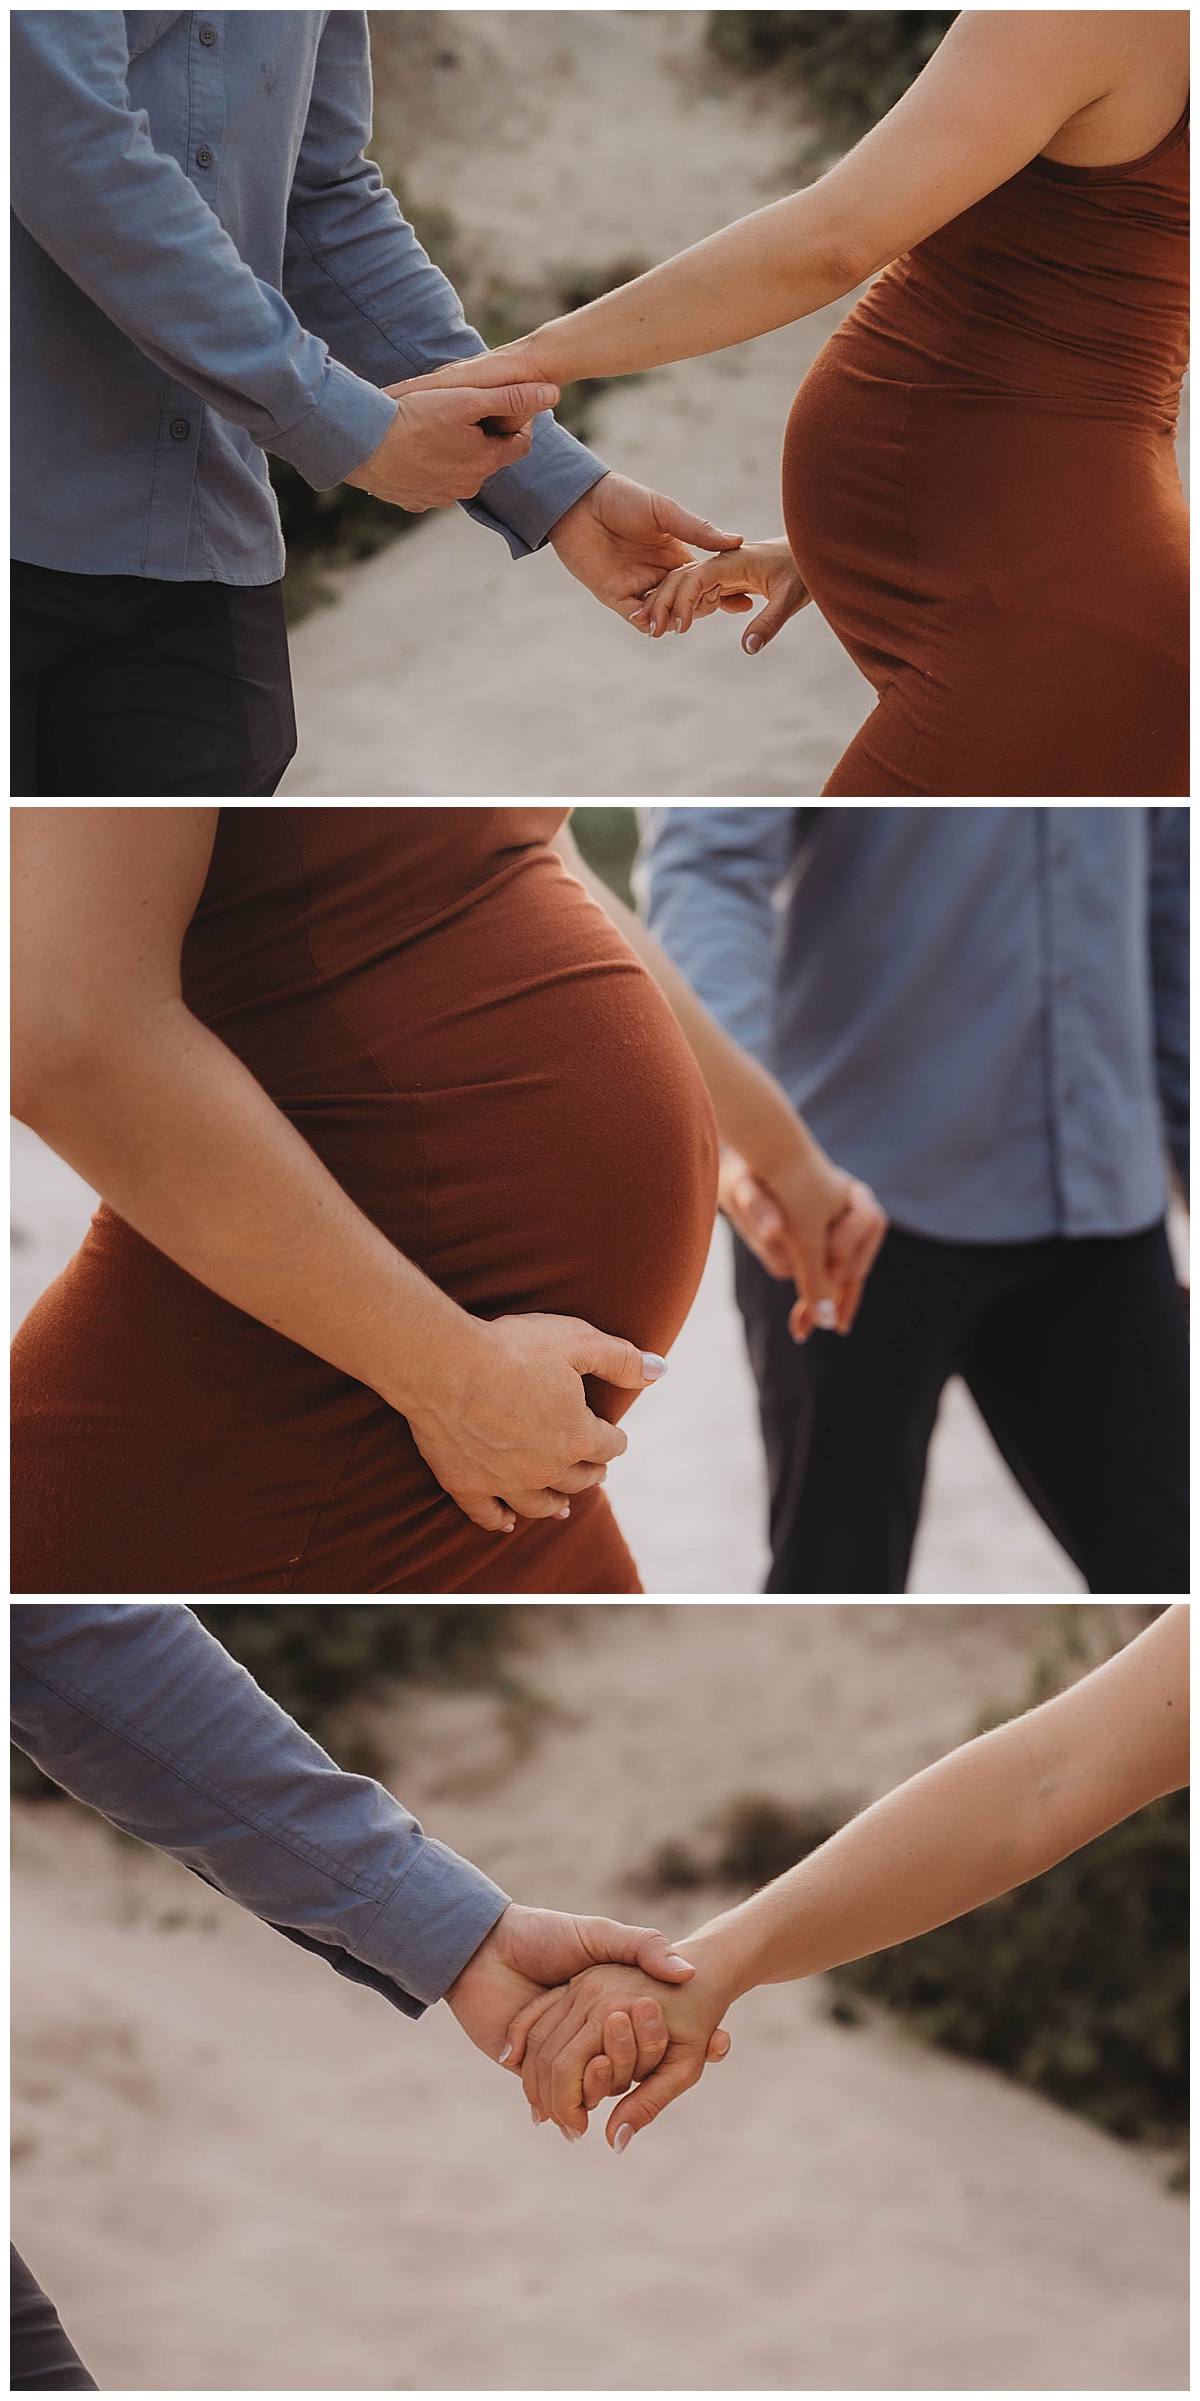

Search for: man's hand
xmin=444 ymin=1903 xmax=698 ymax=2096
xmin=501 ymin=1956 xmax=734 ymax=2145
xmin=719 ymin=1146 xmax=888 ymax=1340
xmin=549 ymin=472 xmax=743 ymax=628
xmin=345 ymin=381 xmax=560 ymax=511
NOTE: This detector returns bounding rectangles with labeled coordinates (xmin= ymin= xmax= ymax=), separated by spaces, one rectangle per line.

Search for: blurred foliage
xmin=273 ymin=146 xmax=645 ymax=622
xmin=831 ymin=1789 xmax=1189 ymax=2148
xmin=646 ymin=1794 xmax=843 ymax=1893
xmin=12 ymin=1606 xmax=527 ymax=1796
xmin=708 ymin=11 xmax=956 ymax=143
xmin=570 ymin=808 xmax=640 ymax=905
xmin=638 ymin=1609 xmax=1187 ymax=2155
xmin=192 ymin=1605 xmax=524 ymax=1768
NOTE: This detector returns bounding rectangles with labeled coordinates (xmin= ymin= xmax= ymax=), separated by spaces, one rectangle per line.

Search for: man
xmin=11 ymin=1603 xmax=720 ymax=2388
xmin=642 ymin=807 xmax=1190 ymax=1595
xmin=11 ymin=12 xmax=737 ymax=796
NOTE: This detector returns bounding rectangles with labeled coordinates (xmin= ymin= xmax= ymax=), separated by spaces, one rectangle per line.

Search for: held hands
xmin=500 ymin=1951 xmax=735 ymax=2150
xmin=403 ymin=1311 xmax=667 ymax=1534
xmin=382 ymin=354 xmax=744 ymax=627
xmin=345 ymin=378 xmax=560 ymax=510
xmin=632 ymin=537 xmax=810 ymax=654
xmin=723 ymin=1146 xmax=887 ymax=1339
xmin=446 ymin=1903 xmax=702 ymax=2070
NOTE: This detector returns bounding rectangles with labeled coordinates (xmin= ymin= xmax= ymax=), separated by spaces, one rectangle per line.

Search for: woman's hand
xmin=502 ymin=1955 xmax=736 ymax=2145
xmin=721 ymin=1146 xmax=887 ymax=1339
xmin=383 ymin=339 xmax=554 ymax=415
xmin=632 ymin=537 xmax=811 ymax=653
xmin=402 ymin=1312 xmax=666 ymax=1533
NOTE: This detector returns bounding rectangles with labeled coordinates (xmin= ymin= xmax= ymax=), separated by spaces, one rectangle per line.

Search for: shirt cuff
xmin=463 ymin=413 xmax=609 ymax=558
xmin=359 ymin=1835 xmax=510 ymax=2007
xmin=269 ymin=358 xmax=399 ymax=491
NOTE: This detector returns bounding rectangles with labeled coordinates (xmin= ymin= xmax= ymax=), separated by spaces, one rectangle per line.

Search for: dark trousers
xmin=11 ymin=561 xmax=296 ymax=796
xmin=734 ymin=1220 xmax=1190 ymax=1594
xmin=10 ymin=2249 xmax=96 ymax=2392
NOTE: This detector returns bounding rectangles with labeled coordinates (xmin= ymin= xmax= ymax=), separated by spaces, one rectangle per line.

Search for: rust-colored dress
xmin=12 ymin=809 xmax=718 ymax=1593
xmin=784 ymin=105 xmax=1189 ymax=796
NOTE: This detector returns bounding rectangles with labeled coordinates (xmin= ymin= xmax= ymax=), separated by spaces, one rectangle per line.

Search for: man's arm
xmin=11 ymin=1605 xmax=697 ymax=2068
xmin=10 ymin=12 xmax=396 ymax=491
xmin=11 ymin=1604 xmax=509 ymax=2015
xmin=639 ymin=808 xmax=800 ymax=1066
xmin=1148 ymin=808 xmax=1189 ymax=1202
xmin=283 ymin=11 xmax=607 ymax=554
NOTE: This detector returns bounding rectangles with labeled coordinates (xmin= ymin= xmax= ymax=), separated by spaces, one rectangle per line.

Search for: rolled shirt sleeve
xmin=1148 ymin=807 xmax=1189 ymax=1198
xmin=10 ymin=1603 xmax=510 ymax=2017
xmin=282 ymin=10 xmax=607 ymax=551
xmin=10 ymin=10 xmax=398 ymax=491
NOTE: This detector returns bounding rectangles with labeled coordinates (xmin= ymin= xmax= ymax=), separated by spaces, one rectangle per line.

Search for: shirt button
xmin=196 ymin=145 xmax=214 ymax=168
xmin=198 ymin=23 xmax=218 ymax=43
xmin=170 ymin=419 xmax=191 ymax=441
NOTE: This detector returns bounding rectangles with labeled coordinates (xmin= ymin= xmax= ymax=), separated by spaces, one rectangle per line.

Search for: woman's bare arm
xmin=401 ymin=13 xmax=1169 ymax=389
xmin=12 ymin=808 xmax=658 ymax=1532
xmin=685 ymin=1605 xmax=1190 ymax=2011
xmin=505 ymin=1606 xmax=1188 ymax=2140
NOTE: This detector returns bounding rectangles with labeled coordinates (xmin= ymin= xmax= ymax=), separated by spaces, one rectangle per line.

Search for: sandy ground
xmin=11 ymin=1122 xmax=1089 ymax=1593
xmin=10 ymin=1602 xmax=1187 ymax=2393
xmin=279 ymin=11 xmax=1189 ymax=800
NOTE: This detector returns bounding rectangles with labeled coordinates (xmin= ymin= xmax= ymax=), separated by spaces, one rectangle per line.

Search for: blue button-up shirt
xmin=642 ymin=807 xmax=1189 ymax=1243
xmin=11 ymin=1603 xmax=510 ymax=2016
xmin=11 ymin=11 xmax=605 ymax=582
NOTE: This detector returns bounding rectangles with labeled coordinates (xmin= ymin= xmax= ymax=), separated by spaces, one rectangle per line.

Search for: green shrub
xmin=569 ymin=808 xmax=640 ymax=904
xmin=708 ymin=11 xmax=957 ymax=139
xmin=12 ymin=1606 xmax=527 ymax=1796
xmin=831 ymin=1789 xmax=1189 ymax=2146
xmin=193 ymin=1604 xmax=523 ymax=1763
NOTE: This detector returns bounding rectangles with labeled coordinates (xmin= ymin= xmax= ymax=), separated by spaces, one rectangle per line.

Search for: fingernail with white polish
xmin=745 ymin=633 xmax=763 ymax=653
xmin=673 ymin=617 xmax=683 ymax=634
xmin=641 ymin=1353 xmax=668 ymax=1381
xmin=499 ymin=2043 xmax=513 ymax=2065
xmin=530 ymin=2105 xmax=543 ymax=2126
xmin=558 ymin=1504 xmax=571 ymax=1520
xmin=613 ymin=2125 xmax=634 ymax=2154
xmin=814 ymin=1299 xmax=838 ymax=1329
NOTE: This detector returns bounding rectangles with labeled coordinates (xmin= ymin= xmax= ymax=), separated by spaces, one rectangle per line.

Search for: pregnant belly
xmin=11 ymin=858 xmax=717 ymax=1594
xmin=277 ymin=860 xmax=719 ymax=1393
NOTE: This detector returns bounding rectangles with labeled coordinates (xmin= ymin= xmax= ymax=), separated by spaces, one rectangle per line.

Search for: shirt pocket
xmin=123 ymin=11 xmax=185 ymax=62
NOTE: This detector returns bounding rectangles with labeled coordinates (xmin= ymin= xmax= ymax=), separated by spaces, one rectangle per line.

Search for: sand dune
xmin=11 ymin=1604 xmax=1187 ymax=2391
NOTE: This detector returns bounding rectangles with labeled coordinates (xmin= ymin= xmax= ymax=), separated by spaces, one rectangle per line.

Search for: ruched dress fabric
xmin=12 ymin=810 xmax=718 ymax=1594
xmin=784 ymin=106 xmax=1189 ymax=796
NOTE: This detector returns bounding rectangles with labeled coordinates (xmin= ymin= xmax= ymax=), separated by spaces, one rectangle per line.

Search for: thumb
xmin=570 ymin=1329 xmax=669 ymax=1390
xmin=651 ymin=496 xmax=744 ymax=552
xmin=606 ymin=2050 xmax=706 ymax=2150
xmin=790 ymin=1233 xmax=838 ymax=1335
xmin=574 ymin=1917 xmax=696 ymax=1984
xmin=743 ymin=584 xmax=810 ymax=655
xmin=467 ymin=380 xmax=560 ymax=420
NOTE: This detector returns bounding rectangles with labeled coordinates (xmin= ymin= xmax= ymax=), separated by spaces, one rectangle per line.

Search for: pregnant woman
xmin=12 ymin=808 xmax=884 ymax=1595
xmin=413 ymin=10 xmax=1189 ymax=797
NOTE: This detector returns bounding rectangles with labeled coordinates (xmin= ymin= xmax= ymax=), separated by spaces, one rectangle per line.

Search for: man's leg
xmin=958 ymin=1223 xmax=1190 ymax=1594
xmin=10 ymin=2248 xmax=97 ymax=2391
xmin=15 ymin=564 xmax=296 ymax=797
xmin=733 ymin=1226 xmax=989 ymax=1593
